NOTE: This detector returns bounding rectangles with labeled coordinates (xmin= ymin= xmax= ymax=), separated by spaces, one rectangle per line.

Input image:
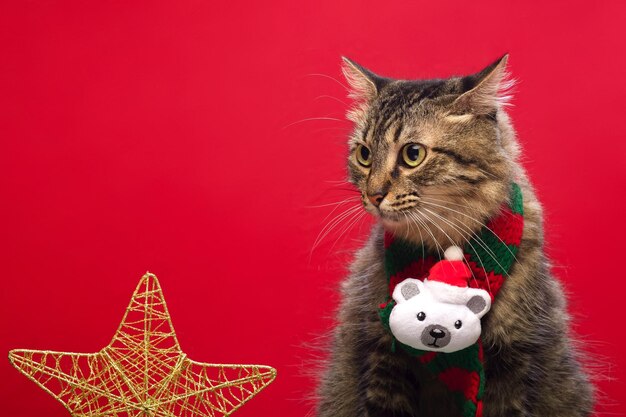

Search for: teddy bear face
xmin=389 ymin=278 xmax=491 ymax=353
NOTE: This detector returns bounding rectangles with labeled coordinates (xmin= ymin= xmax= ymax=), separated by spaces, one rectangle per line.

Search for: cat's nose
xmin=367 ymin=193 xmax=387 ymax=207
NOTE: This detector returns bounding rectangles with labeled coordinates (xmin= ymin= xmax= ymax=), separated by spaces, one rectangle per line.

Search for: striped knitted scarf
xmin=378 ymin=183 xmax=524 ymax=417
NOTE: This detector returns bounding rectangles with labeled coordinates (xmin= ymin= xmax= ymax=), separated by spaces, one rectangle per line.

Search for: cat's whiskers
xmin=401 ymin=212 xmax=411 ymax=241
xmin=327 ymin=188 xmax=362 ymax=195
xmin=324 ymin=180 xmax=358 ymax=191
xmin=327 ymin=208 xmax=367 ymax=252
xmin=314 ymin=94 xmax=350 ymax=106
xmin=391 ymin=202 xmax=461 ymax=246
xmin=420 ymin=205 xmax=541 ymax=314
xmin=307 ymin=196 xmax=362 ymax=224
xmin=421 ymin=195 xmax=480 ymax=210
xmin=421 ymin=205 xmax=513 ymax=281
xmin=283 ymin=116 xmax=344 ymax=129
xmin=310 ymin=205 xmax=363 ymax=254
xmin=419 ymin=207 xmax=492 ymax=292
xmin=405 ymin=210 xmax=443 ymax=262
xmin=417 ymin=215 xmax=426 ymax=260
xmin=307 ymin=196 xmax=361 ymax=209
xmin=282 ymin=116 xmax=345 ymax=130
xmin=420 ymin=206 xmax=492 ymax=260
xmin=304 ymin=73 xmax=349 ymax=92
xmin=401 ymin=211 xmax=426 ymax=260
xmin=389 ymin=199 xmax=503 ymax=291
xmin=417 ymin=208 xmax=483 ymax=289
xmin=420 ymin=198 xmax=520 ymax=264
xmin=308 ymin=126 xmax=353 ymax=137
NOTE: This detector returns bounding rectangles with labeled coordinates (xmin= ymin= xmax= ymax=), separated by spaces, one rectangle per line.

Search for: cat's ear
xmin=341 ymin=57 xmax=386 ymax=101
xmin=450 ymin=54 xmax=514 ymax=115
xmin=341 ymin=57 xmax=387 ymax=123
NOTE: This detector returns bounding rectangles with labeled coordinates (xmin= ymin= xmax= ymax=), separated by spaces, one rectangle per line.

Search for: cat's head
xmin=342 ymin=55 xmax=519 ymax=246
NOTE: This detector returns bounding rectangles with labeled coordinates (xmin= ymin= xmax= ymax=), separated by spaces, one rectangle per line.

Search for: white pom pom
xmin=444 ymin=246 xmax=464 ymax=261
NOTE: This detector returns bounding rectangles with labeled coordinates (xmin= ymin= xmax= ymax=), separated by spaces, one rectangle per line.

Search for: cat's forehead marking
xmin=370 ymin=138 xmax=395 ymax=172
xmin=392 ymin=120 xmax=404 ymax=143
xmin=365 ymin=79 xmax=454 ymax=147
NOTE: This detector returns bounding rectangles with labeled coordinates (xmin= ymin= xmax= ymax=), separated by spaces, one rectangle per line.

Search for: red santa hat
xmin=428 ymin=246 xmax=471 ymax=288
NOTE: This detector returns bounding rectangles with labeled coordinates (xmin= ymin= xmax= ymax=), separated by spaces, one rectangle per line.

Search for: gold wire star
xmin=9 ymin=272 xmax=276 ymax=417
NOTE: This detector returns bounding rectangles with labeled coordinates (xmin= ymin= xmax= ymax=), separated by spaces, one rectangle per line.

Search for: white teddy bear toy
xmin=389 ymin=246 xmax=492 ymax=353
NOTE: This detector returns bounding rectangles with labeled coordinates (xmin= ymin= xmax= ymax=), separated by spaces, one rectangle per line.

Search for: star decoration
xmin=9 ymin=272 xmax=276 ymax=417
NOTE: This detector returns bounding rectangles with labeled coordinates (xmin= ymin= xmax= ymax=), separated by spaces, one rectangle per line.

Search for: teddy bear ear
xmin=393 ymin=278 xmax=423 ymax=303
xmin=466 ymin=290 xmax=492 ymax=319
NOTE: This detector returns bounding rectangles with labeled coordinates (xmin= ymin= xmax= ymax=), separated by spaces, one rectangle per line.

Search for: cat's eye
xmin=401 ymin=143 xmax=426 ymax=168
xmin=454 ymin=320 xmax=462 ymax=329
xmin=417 ymin=312 xmax=426 ymax=321
xmin=355 ymin=144 xmax=372 ymax=167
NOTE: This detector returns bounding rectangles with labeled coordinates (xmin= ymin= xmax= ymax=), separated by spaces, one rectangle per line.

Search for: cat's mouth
xmin=362 ymin=193 xmax=425 ymax=226
xmin=379 ymin=209 xmax=419 ymax=231
xmin=378 ymin=206 xmax=418 ymax=222
xmin=377 ymin=209 xmax=404 ymax=223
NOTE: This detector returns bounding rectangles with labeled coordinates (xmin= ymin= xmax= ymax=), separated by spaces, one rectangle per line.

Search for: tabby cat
xmin=316 ymin=55 xmax=594 ymax=417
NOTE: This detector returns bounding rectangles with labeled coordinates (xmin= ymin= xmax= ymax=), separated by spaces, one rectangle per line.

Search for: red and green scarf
xmin=378 ymin=183 xmax=524 ymax=417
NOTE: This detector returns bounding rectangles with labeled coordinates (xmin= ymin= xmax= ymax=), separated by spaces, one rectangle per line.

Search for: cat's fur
xmin=316 ymin=56 xmax=594 ymax=417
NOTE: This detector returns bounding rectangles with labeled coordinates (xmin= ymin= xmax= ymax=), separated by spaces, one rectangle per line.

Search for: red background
xmin=1 ymin=1 xmax=625 ymax=416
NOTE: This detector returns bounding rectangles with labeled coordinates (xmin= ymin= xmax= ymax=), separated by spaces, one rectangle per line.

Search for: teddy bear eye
xmin=417 ymin=312 xmax=426 ymax=321
xmin=454 ymin=320 xmax=462 ymax=329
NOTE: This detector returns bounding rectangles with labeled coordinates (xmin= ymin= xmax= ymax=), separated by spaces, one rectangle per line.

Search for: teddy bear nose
xmin=429 ymin=328 xmax=446 ymax=339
